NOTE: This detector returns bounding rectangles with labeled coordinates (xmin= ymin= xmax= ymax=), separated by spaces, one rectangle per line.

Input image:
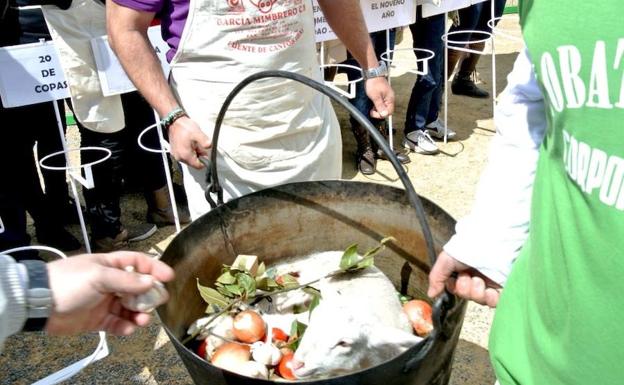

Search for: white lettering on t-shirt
xmin=563 ymin=129 xmax=624 ymax=210
xmin=541 ymin=40 xmax=624 ymax=110
xmin=586 ymin=41 xmax=613 ymax=109
xmin=557 ymin=45 xmax=585 ymax=109
xmin=614 ymin=38 xmax=624 ymax=108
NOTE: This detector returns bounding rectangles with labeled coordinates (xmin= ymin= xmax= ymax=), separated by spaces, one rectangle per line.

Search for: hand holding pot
xmin=168 ymin=116 xmax=212 ymax=169
xmin=45 ymin=251 xmax=175 ymax=336
xmin=427 ymin=251 xmax=502 ymax=308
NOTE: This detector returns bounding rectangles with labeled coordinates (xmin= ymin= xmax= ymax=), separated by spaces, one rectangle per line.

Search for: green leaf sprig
xmin=185 ymin=237 xmax=395 ymax=346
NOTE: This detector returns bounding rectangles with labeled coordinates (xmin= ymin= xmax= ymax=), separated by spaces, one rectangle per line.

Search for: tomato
xmin=196 ymin=339 xmax=208 ymax=360
xmin=272 ymin=327 xmax=289 ymax=342
xmin=277 ymin=352 xmax=297 ymax=380
xmin=402 ymin=299 xmax=433 ymax=336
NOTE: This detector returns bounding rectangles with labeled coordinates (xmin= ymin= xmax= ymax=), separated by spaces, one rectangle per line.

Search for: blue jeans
xmin=448 ymin=0 xmax=507 ymax=43
xmin=404 ymin=8 xmax=445 ymax=133
xmin=342 ymin=29 xmax=396 ymax=129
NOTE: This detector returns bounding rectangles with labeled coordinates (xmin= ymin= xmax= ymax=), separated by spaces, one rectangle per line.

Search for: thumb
xmin=195 ymin=130 xmax=212 ymax=150
xmin=96 ymin=268 xmax=155 ymax=295
xmin=370 ymin=93 xmax=389 ymax=119
xmin=427 ymin=252 xmax=459 ymax=298
xmin=193 ymin=131 xmax=212 ymax=158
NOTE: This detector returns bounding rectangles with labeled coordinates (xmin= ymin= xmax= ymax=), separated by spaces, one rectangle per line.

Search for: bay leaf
xmin=196 ymin=278 xmax=229 ymax=308
xmin=216 ymin=271 xmax=237 ymax=284
xmin=339 ymin=243 xmax=359 ymax=270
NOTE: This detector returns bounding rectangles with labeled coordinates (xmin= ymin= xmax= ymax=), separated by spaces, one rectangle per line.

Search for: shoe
xmin=127 ymin=223 xmax=158 ymax=242
xmin=375 ymin=123 xmax=411 ymax=164
xmin=146 ymin=186 xmax=191 ymax=227
xmin=357 ymin=148 xmax=377 ymax=175
xmin=36 ymin=227 xmax=81 ymax=252
xmin=451 ymin=73 xmax=490 ymax=98
xmin=402 ymin=130 xmax=439 ymax=155
xmin=147 ymin=206 xmax=191 ymax=227
xmin=376 ymin=148 xmax=411 ymax=164
xmin=93 ymin=223 xmax=157 ymax=252
xmin=94 ymin=228 xmax=129 ymax=252
xmin=425 ymin=118 xmax=457 ymax=140
xmin=351 ymin=123 xmax=377 ymax=175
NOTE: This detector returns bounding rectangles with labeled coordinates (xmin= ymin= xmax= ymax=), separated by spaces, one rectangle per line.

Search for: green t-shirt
xmin=489 ymin=1 xmax=624 ymax=384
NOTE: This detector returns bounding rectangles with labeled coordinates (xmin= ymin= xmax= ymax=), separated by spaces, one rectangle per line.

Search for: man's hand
xmin=168 ymin=116 xmax=212 ymax=169
xmin=428 ymin=251 xmax=502 ymax=308
xmin=365 ymin=77 xmax=395 ymax=119
xmin=45 ymin=251 xmax=175 ymax=336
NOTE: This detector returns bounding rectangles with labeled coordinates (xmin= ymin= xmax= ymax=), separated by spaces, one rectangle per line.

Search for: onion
xmin=402 ymin=300 xmax=433 ymax=336
xmin=233 ymin=310 xmax=266 ymax=343
xmin=211 ymin=343 xmax=251 ymax=372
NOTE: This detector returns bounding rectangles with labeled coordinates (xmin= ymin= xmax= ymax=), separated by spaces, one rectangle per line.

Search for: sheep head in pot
xmin=292 ymin=296 xmax=422 ymax=379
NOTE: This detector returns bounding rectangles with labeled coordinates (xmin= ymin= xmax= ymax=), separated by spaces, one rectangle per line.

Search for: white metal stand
xmin=319 ymin=63 xmax=363 ymax=99
xmin=137 ymin=113 xmax=182 ymax=233
xmin=38 ymin=103 xmax=113 ymax=254
xmin=442 ymin=26 xmax=494 ymax=143
xmin=385 ymin=29 xmax=394 ymax=150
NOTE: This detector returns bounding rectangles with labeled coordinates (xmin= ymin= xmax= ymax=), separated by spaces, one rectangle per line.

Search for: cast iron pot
xmin=157 ymin=71 xmax=467 ymax=385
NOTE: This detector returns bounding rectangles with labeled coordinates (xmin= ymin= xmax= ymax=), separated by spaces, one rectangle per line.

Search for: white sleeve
xmin=0 ymin=254 xmax=27 ymax=351
xmin=443 ymin=48 xmax=547 ymax=286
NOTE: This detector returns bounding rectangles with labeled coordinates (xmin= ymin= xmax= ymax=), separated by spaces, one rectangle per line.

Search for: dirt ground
xmin=0 ymin=15 xmax=523 ymax=385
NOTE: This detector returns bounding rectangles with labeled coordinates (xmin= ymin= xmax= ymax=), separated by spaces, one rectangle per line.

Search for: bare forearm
xmin=317 ymin=0 xmax=378 ymax=69
xmin=106 ymin=3 xmax=179 ymax=117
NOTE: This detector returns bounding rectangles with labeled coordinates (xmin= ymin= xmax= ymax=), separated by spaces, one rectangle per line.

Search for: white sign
xmin=90 ymin=26 xmax=170 ymax=96
xmin=421 ymin=0 xmax=487 ymax=18
xmin=313 ymin=0 xmax=417 ymax=42
xmin=0 ymin=41 xmax=70 ymax=108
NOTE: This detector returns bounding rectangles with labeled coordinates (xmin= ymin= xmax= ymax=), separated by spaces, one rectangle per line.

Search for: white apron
xmin=170 ymin=0 xmax=342 ymax=219
xmin=42 ymin=0 xmax=125 ymax=133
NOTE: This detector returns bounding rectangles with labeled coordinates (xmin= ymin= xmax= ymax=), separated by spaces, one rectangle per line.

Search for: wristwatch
xmin=21 ymin=260 xmax=53 ymax=331
xmin=362 ymin=62 xmax=388 ymax=80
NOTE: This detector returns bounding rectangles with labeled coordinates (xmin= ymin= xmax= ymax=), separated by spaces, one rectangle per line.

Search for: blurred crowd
xmin=0 ymin=0 xmax=505 ymax=258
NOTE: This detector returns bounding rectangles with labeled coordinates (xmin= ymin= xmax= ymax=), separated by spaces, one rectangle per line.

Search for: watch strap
xmin=363 ymin=61 xmax=388 ymax=80
xmin=20 ymin=260 xmax=52 ymax=331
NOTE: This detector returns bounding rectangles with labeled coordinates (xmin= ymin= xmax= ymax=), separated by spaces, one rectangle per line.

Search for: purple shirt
xmin=112 ymin=0 xmax=189 ymax=62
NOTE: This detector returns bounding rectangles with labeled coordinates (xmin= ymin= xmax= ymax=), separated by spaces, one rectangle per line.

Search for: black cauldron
xmin=156 ymin=71 xmax=467 ymax=385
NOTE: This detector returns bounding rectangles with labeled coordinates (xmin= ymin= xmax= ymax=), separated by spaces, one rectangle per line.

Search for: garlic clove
xmin=251 ymin=341 xmax=282 ymax=366
xmin=121 ymin=280 xmax=168 ymax=312
xmin=239 ymin=360 xmax=269 ymax=379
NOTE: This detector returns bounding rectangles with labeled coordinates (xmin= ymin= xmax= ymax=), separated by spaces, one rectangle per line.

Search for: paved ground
xmin=0 ymin=15 xmax=523 ymax=385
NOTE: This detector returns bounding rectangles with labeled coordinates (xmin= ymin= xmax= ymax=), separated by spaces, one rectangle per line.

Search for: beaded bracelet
xmin=160 ymin=107 xmax=187 ymax=130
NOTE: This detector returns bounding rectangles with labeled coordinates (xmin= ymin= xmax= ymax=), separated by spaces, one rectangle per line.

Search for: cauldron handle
xmin=202 ymin=69 xmax=452 ymax=341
